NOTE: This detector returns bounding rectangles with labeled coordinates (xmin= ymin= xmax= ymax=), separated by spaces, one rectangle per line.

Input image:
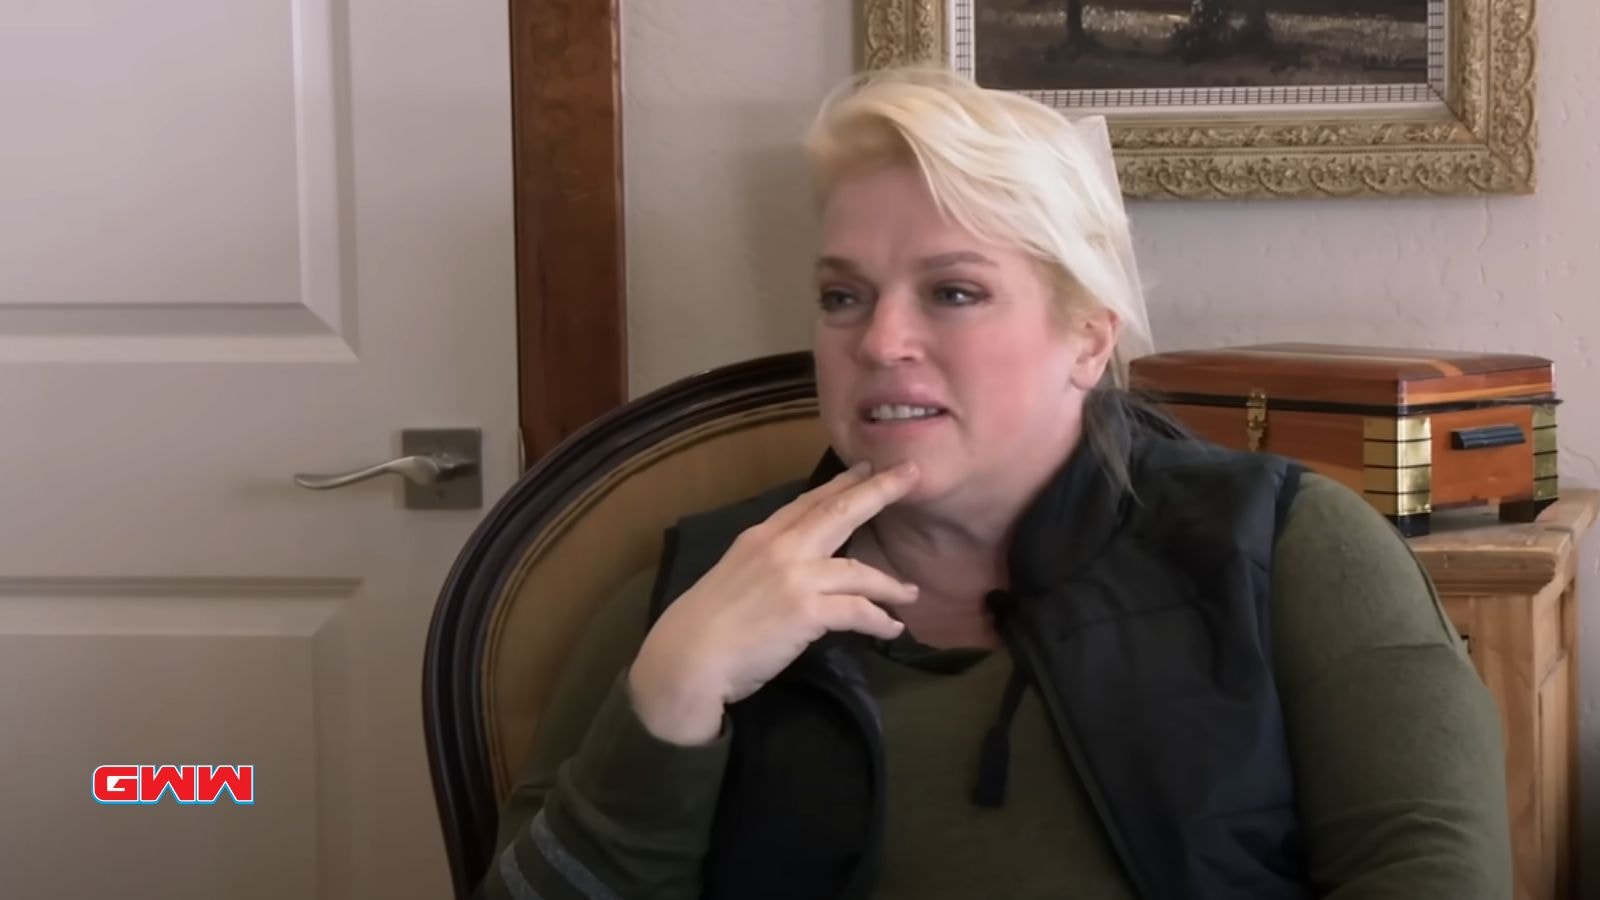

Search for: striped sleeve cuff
xmin=492 ymin=809 xmax=620 ymax=900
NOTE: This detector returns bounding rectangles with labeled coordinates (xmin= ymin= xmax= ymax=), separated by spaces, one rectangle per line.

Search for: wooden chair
xmin=422 ymin=351 xmax=826 ymax=897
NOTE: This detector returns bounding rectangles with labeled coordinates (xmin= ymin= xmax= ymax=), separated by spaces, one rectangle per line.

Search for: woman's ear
xmin=1068 ymin=307 xmax=1121 ymax=391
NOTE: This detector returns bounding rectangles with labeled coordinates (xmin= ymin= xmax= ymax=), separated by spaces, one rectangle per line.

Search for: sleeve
xmin=475 ymin=568 xmax=733 ymax=900
xmin=1269 ymin=474 xmax=1514 ymax=899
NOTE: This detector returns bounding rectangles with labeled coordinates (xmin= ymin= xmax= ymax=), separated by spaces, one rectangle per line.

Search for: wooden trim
xmin=1409 ymin=491 xmax=1599 ymax=595
xmin=510 ymin=0 xmax=627 ymax=466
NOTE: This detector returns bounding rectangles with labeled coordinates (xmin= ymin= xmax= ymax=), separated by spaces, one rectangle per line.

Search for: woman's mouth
xmin=864 ymin=404 xmax=947 ymax=423
xmin=864 ymin=403 xmax=947 ymax=432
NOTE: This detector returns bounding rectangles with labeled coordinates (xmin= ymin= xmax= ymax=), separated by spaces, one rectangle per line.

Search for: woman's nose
xmin=857 ymin=297 xmax=924 ymax=366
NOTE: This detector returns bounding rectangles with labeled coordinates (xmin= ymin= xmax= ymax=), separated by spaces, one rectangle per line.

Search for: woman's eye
xmin=933 ymin=285 xmax=986 ymax=306
xmin=818 ymin=289 xmax=858 ymax=312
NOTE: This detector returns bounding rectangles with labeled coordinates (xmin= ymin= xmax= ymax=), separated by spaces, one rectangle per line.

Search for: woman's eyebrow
xmin=917 ymin=251 xmax=997 ymax=271
xmin=815 ymin=255 xmax=863 ymax=276
xmin=815 ymin=252 xmax=997 ymax=274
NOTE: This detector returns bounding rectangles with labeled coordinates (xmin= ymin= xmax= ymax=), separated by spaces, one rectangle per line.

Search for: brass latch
xmin=1246 ymin=389 xmax=1268 ymax=452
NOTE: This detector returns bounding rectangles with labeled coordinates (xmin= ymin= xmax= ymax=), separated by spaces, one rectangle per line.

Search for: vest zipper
xmin=803 ymin=666 xmax=887 ymax=900
xmin=1001 ymin=624 xmax=1159 ymax=900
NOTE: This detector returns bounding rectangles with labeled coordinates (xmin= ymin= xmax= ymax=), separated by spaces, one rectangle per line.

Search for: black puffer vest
xmin=648 ymin=400 xmax=1312 ymax=900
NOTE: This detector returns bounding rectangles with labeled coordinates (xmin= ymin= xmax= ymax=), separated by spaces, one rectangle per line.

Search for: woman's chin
xmin=857 ymin=452 xmax=921 ymax=481
xmin=884 ymin=461 xmax=953 ymax=506
xmin=834 ymin=444 xmax=951 ymax=501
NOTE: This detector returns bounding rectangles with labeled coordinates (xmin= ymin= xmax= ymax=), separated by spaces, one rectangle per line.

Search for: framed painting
xmin=860 ymin=0 xmax=1537 ymax=199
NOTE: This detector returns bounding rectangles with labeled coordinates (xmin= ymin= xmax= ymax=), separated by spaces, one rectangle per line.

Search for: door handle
xmin=294 ymin=428 xmax=483 ymax=509
xmin=293 ymin=453 xmax=473 ymax=490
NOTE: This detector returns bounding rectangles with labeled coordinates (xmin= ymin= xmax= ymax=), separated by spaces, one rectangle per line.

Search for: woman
xmin=479 ymin=68 xmax=1511 ymax=900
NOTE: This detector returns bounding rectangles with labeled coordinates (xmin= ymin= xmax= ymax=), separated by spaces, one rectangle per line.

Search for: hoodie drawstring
xmin=972 ymin=589 xmax=1027 ymax=808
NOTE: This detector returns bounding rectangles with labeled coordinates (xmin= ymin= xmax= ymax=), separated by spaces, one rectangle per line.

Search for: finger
xmin=809 ymin=557 xmax=920 ymax=606
xmin=813 ymin=594 xmax=907 ymax=642
xmin=792 ymin=462 xmax=920 ymax=555
xmin=763 ymin=460 xmax=873 ymax=532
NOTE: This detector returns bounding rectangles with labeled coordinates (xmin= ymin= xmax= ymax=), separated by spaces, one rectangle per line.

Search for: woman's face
xmin=813 ymin=164 xmax=1116 ymax=511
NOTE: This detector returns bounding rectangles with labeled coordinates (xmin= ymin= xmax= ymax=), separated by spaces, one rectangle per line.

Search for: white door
xmin=0 ymin=1 xmax=517 ymax=898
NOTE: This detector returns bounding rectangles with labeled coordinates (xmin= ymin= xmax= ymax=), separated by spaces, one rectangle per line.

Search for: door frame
xmin=510 ymin=0 xmax=627 ymax=466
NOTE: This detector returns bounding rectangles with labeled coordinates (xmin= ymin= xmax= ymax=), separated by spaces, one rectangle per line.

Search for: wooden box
xmin=1129 ymin=343 xmax=1560 ymax=536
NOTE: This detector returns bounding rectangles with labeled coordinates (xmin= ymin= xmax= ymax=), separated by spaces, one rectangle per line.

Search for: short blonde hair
xmin=803 ymin=67 xmax=1152 ymax=385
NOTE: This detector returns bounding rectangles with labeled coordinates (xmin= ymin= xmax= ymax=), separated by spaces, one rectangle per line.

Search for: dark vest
xmin=649 ymin=401 xmax=1312 ymax=900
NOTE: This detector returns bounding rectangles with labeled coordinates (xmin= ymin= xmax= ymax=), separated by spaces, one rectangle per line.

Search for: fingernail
xmin=849 ymin=460 xmax=871 ymax=476
xmin=904 ymin=582 xmax=920 ymax=595
xmin=895 ymin=461 xmax=918 ymax=478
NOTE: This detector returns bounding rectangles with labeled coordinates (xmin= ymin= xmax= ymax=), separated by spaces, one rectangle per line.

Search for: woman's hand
xmin=627 ymin=461 xmax=922 ymax=745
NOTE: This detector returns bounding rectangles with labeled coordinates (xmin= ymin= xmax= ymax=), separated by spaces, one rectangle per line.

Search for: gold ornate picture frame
xmin=861 ymin=0 xmax=1536 ymax=200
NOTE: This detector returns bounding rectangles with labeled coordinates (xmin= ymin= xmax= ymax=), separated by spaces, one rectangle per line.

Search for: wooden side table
xmin=1408 ymin=490 xmax=1598 ymax=900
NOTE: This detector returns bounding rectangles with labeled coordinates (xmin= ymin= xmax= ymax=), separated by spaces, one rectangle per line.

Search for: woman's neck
xmin=853 ymin=414 xmax=1086 ymax=648
xmin=855 ymin=511 xmax=1008 ymax=650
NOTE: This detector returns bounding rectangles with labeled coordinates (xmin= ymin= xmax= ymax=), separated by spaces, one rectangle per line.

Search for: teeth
xmin=870 ymin=404 xmax=943 ymax=421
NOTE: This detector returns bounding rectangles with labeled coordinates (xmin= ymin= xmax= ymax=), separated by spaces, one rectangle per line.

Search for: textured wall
xmin=622 ymin=2 xmax=849 ymax=390
xmin=623 ymin=0 xmax=1600 ymax=880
